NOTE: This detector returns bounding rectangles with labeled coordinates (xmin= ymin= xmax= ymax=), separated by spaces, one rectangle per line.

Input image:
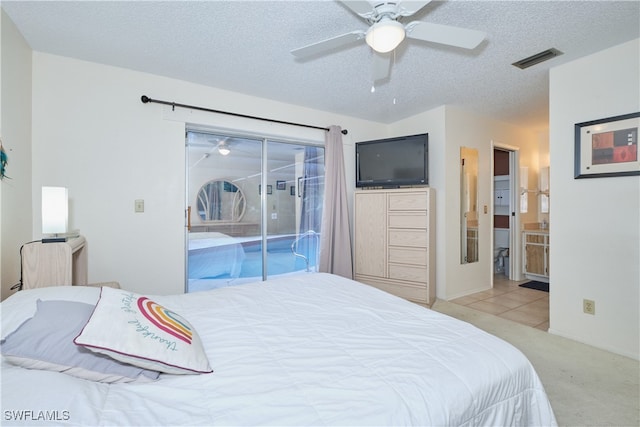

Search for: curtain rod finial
xmin=341 ymin=129 xmax=348 ymax=135
xmin=141 ymin=95 xmax=150 ymax=103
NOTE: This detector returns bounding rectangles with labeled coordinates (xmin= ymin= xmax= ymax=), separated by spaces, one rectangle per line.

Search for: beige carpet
xmin=432 ymin=300 xmax=639 ymax=427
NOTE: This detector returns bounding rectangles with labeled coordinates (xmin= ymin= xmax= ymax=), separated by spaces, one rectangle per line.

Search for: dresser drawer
xmin=389 ymin=264 xmax=428 ymax=282
xmin=388 ymin=214 xmax=426 ymax=229
xmin=356 ymin=275 xmax=428 ymax=304
xmin=388 ymin=193 xmax=427 ymax=211
xmin=388 ymin=230 xmax=427 ymax=247
xmin=388 ymin=247 xmax=427 ymax=266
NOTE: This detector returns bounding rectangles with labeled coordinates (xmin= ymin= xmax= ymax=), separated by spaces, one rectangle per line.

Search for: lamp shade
xmin=365 ymin=19 xmax=405 ymax=53
xmin=42 ymin=186 xmax=68 ymax=234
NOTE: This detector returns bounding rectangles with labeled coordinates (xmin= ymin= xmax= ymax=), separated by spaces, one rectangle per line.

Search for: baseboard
xmin=547 ymin=328 xmax=639 ymax=361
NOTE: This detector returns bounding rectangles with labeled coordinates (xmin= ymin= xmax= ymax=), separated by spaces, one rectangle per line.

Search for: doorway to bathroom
xmin=492 ymin=145 xmax=522 ymax=283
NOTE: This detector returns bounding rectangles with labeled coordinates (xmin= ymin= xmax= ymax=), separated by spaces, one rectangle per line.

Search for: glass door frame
xmin=185 ymin=126 xmax=325 ymax=292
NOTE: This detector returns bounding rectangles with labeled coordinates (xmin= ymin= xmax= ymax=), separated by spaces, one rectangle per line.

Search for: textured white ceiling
xmin=3 ymin=0 xmax=639 ymax=130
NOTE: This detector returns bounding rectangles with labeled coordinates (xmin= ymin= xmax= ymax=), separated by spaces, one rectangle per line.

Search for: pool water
xmin=187 ymin=235 xmax=319 ymax=293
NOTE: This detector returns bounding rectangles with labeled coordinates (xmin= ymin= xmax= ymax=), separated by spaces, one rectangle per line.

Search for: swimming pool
xmin=187 ymin=234 xmax=319 ymax=293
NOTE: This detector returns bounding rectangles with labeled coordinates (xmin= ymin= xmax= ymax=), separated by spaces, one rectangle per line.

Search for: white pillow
xmin=1 ymin=285 xmax=101 ymax=341
xmin=1 ymin=299 xmax=160 ymax=383
xmin=74 ymin=287 xmax=213 ymax=375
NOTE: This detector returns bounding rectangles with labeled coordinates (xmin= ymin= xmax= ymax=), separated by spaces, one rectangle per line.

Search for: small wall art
xmin=575 ymin=112 xmax=639 ymax=179
xmin=258 ymin=185 xmax=272 ymax=195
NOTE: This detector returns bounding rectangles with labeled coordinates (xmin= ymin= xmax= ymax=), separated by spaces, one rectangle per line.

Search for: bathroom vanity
xmin=523 ymin=229 xmax=549 ymax=281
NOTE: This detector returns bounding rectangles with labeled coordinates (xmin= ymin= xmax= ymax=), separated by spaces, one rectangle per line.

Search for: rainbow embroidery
xmin=137 ymin=297 xmax=193 ymax=344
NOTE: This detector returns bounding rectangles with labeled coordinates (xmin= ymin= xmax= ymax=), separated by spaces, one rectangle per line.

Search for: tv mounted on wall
xmin=356 ymin=133 xmax=428 ymax=188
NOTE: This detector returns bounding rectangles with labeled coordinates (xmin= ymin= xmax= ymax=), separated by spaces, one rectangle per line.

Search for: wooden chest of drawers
xmin=354 ymin=188 xmax=435 ymax=306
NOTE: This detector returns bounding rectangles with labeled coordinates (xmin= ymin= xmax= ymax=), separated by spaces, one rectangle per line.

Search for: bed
xmin=1 ymin=273 xmax=556 ymax=426
xmin=188 ymin=232 xmax=245 ymax=279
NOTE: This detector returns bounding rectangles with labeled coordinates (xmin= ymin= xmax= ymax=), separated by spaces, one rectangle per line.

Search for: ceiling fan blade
xmin=396 ymin=0 xmax=433 ymax=17
xmin=291 ymin=31 xmax=366 ymax=58
xmin=405 ymin=21 xmax=486 ymax=49
xmin=340 ymin=1 xmax=376 ymax=19
xmin=372 ymin=52 xmax=392 ymax=82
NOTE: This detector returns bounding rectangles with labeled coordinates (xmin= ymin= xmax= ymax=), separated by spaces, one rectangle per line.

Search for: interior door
xmin=493 ymin=149 xmax=510 ymax=278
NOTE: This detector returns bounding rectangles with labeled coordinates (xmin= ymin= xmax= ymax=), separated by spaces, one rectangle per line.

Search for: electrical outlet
xmin=583 ymin=299 xmax=595 ymax=315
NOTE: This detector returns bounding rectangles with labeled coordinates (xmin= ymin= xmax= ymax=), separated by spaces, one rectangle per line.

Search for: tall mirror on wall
xmin=460 ymin=147 xmax=479 ymax=263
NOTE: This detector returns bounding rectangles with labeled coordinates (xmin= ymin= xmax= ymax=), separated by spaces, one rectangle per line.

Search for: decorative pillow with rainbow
xmin=74 ymin=287 xmax=212 ymax=375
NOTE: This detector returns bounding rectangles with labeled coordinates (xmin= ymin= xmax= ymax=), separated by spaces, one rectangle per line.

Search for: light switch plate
xmin=135 ymin=199 xmax=144 ymax=213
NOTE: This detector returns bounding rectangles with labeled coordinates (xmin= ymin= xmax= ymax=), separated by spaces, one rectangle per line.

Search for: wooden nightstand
xmin=21 ymin=236 xmax=88 ymax=289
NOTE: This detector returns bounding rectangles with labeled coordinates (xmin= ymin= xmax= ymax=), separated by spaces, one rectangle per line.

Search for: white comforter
xmin=1 ymin=273 xmax=556 ymax=426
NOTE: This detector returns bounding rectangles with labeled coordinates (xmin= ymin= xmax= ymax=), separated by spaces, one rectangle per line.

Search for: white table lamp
xmin=42 ymin=186 xmax=68 ymax=240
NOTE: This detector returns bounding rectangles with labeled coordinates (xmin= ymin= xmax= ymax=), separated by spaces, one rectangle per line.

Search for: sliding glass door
xmin=186 ymin=130 xmax=324 ymax=293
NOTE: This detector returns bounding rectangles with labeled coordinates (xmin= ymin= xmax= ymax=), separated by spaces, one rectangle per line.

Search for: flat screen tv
xmin=356 ymin=133 xmax=428 ymax=188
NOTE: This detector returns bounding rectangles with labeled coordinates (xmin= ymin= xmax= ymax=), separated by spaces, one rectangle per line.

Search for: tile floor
xmin=450 ymin=274 xmax=549 ymax=331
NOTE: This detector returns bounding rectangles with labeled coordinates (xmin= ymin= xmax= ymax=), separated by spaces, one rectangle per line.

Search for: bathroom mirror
xmin=540 ymin=167 xmax=550 ymax=214
xmin=196 ymin=179 xmax=246 ymax=222
xmin=460 ymin=147 xmax=479 ymax=264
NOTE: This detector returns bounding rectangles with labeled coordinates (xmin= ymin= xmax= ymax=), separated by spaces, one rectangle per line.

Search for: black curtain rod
xmin=140 ymin=95 xmax=348 ymax=135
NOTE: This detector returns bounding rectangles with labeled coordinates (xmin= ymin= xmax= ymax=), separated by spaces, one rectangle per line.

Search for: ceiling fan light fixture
xmin=366 ymin=19 xmax=405 ymax=53
xmin=218 ymin=143 xmax=230 ymax=156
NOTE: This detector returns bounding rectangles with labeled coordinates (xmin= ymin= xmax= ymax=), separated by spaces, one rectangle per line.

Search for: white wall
xmin=387 ymin=106 xmax=538 ymax=300
xmin=549 ymin=39 xmax=639 ymax=359
xmin=1 ymin=10 xmax=3 ymax=296
xmin=31 ymin=52 xmax=385 ymax=295
xmin=443 ymin=107 xmax=538 ymax=299
xmin=1 ymin=10 xmax=32 ymax=300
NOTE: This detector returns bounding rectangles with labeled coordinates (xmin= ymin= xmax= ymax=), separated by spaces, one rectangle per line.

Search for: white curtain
xmin=319 ymin=126 xmax=353 ymax=279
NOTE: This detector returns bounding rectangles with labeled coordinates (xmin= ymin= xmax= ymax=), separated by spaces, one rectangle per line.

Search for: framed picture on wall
xmin=259 ymin=184 xmax=273 ymax=195
xmin=276 ymin=180 xmax=286 ymax=190
xmin=575 ymin=112 xmax=640 ymax=179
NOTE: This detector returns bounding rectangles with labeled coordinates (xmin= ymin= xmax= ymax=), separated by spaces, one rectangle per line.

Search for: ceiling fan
xmin=290 ymin=0 xmax=486 ymax=82
xmin=199 ymin=136 xmax=261 ymax=157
